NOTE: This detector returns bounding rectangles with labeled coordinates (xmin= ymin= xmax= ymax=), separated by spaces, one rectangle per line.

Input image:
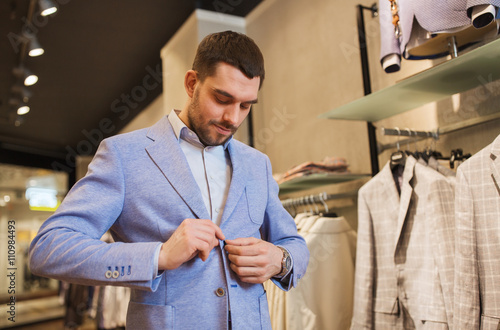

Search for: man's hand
xmin=224 ymin=237 xmax=283 ymax=283
xmin=158 ymin=219 xmax=225 ymax=270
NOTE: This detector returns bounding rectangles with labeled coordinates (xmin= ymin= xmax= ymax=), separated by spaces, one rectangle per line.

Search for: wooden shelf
xmin=319 ymin=37 xmax=500 ymax=122
xmin=278 ymin=173 xmax=370 ymax=195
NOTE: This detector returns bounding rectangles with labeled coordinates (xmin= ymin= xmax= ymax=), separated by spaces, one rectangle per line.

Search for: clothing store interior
xmin=1 ymin=0 xmax=500 ymax=329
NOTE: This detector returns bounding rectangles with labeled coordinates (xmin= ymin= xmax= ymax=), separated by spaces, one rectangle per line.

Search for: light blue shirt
xmin=168 ymin=109 xmax=232 ymax=226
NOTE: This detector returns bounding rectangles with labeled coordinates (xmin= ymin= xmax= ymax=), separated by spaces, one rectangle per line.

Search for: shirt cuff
xmin=153 ymin=243 xmax=163 ymax=279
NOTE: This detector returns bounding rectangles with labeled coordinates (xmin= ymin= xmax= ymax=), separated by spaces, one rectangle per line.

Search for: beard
xmin=187 ymin=89 xmax=238 ymax=146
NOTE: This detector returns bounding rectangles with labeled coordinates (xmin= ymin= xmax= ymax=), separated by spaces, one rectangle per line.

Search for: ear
xmin=184 ymin=70 xmax=198 ymax=98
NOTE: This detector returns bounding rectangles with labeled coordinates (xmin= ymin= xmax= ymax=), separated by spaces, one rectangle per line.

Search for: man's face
xmin=185 ymin=62 xmax=260 ymax=146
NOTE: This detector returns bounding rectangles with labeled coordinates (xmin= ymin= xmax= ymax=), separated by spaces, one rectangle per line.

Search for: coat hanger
xmin=390 ymin=127 xmax=407 ymax=170
xmin=318 ymin=192 xmax=338 ymax=218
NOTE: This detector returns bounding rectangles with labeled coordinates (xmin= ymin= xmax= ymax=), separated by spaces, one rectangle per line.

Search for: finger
xmin=229 ymin=263 xmax=266 ymax=278
xmin=225 ymin=242 xmax=264 ymax=256
xmin=227 ymin=253 xmax=252 ymax=267
xmin=196 ymin=219 xmax=225 ymax=241
xmin=225 ymin=237 xmax=258 ymax=246
xmin=196 ymin=239 xmax=215 ymax=262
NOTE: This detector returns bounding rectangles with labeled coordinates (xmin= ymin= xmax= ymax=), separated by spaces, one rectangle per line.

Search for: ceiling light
xmin=17 ymin=105 xmax=30 ymax=115
xmin=22 ymin=32 xmax=45 ymax=57
xmin=8 ymin=97 xmax=31 ymax=115
xmin=24 ymin=73 xmax=38 ymax=86
xmin=28 ymin=35 xmax=44 ymax=57
xmin=13 ymin=66 xmax=39 ymax=86
xmin=39 ymin=0 xmax=58 ymax=16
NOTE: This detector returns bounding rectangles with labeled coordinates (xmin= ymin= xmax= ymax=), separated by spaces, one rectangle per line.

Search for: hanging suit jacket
xmin=286 ymin=215 xmax=357 ymax=330
xmin=378 ymin=0 xmax=500 ymax=72
xmin=28 ymin=115 xmax=309 ymax=330
xmin=454 ymin=133 xmax=500 ymax=330
xmin=351 ymin=156 xmax=456 ymax=329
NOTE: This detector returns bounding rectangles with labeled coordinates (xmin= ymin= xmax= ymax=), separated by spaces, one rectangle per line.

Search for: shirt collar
xmin=167 ymin=109 xmax=231 ymax=149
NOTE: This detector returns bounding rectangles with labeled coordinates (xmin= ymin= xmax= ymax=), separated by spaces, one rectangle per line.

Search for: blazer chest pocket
xmin=245 ymin=186 xmax=266 ymax=225
xmin=126 ymin=301 xmax=175 ymax=329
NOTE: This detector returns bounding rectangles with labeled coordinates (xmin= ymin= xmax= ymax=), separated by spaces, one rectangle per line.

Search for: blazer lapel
xmin=145 ymin=116 xmax=210 ymax=220
xmin=394 ymin=156 xmax=416 ymax=250
xmin=490 ymin=134 xmax=500 ymax=195
xmin=379 ymin=162 xmax=401 ymax=225
xmin=220 ymin=141 xmax=248 ymax=225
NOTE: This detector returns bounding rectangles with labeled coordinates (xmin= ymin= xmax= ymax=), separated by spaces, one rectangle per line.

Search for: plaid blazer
xmin=454 ymin=134 xmax=500 ymax=330
xmin=351 ymin=155 xmax=455 ymax=329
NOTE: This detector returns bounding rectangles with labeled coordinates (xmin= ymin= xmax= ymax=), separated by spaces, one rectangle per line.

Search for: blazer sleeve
xmin=28 ymin=138 xmax=163 ymax=292
xmin=453 ymin=167 xmax=481 ymax=329
xmin=260 ymin=156 xmax=309 ymax=291
xmin=378 ymin=0 xmax=402 ymax=72
xmin=350 ymin=188 xmax=375 ymax=329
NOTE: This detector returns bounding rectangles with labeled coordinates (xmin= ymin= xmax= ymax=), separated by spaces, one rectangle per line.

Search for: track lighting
xmin=39 ymin=0 xmax=58 ymax=16
xmin=27 ymin=34 xmax=44 ymax=57
xmin=13 ymin=66 xmax=39 ymax=86
xmin=8 ymin=97 xmax=31 ymax=116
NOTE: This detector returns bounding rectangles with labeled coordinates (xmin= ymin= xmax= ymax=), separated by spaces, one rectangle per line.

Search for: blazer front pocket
xmin=245 ymin=186 xmax=266 ymax=225
xmin=480 ymin=314 xmax=500 ymax=329
xmin=126 ymin=300 xmax=175 ymax=330
xmin=373 ymin=297 xmax=399 ymax=315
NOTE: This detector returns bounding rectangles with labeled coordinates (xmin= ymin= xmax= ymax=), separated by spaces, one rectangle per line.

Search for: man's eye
xmin=241 ymin=104 xmax=251 ymax=110
xmin=216 ymin=97 xmax=230 ymax=104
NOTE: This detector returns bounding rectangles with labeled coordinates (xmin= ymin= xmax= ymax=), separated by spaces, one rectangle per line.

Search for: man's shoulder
xmin=102 ymin=116 xmax=170 ymax=147
xmin=230 ymin=139 xmax=267 ymax=159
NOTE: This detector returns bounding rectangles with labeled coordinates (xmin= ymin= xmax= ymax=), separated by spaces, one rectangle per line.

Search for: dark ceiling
xmin=0 ymin=0 xmax=262 ymax=171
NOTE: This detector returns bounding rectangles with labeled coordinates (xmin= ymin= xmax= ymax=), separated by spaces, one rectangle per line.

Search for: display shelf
xmin=319 ymin=38 xmax=500 ymax=122
xmin=278 ymin=173 xmax=370 ymax=195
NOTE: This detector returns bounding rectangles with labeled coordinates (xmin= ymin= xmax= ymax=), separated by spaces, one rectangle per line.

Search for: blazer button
xmin=215 ymin=287 xmax=225 ymax=297
xmin=105 ymin=270 xmax=113 ymax=279
xmin=112 ymin=270 xmax=120 ymax=279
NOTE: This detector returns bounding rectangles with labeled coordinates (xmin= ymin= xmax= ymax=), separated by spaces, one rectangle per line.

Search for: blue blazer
xmin=29 ymin=115 xmax=309 ymax=329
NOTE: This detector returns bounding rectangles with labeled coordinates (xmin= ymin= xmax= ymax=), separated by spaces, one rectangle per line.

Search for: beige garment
xmin=454 ymin=134 xmax=500 ymax=330
xmin=286 ymin=216 xmax=357 ymax=330
xmin=351 ymin=156 xmax=456 ymax=329
xmin=266 ymin=212 xmax=314 ymax=330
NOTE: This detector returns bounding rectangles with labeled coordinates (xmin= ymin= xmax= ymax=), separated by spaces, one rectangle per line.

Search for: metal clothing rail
xmin=281 ymin=191 xmax=358 ymax=215
xmin=378 ymin=112 xmax=500 ymax=154
xmin=381 ymin=127 xmax=439 ymax=139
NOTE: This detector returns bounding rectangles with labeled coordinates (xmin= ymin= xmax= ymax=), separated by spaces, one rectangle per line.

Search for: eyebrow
xmin=213 ymin=88 xmax=258 ymax=104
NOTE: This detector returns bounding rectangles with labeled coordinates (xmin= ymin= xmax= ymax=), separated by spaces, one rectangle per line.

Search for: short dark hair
xmin=192 ymin=31 xmax=265 ymax=88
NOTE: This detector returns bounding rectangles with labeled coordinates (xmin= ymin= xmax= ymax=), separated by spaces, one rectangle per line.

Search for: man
xmin=29 ymin=31 xmax=309 ymax=329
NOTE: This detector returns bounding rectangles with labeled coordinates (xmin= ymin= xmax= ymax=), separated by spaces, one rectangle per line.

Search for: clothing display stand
xmin=344 ymin=3 xmax=500 ymax=176
xmin=357 ymin=3 xmax=380 ymax=176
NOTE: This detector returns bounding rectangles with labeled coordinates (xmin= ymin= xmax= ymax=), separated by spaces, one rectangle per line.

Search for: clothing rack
xmin=281 ymin=191 xmax=358 ymax=216
xmin=378 ymin=112 xmax=500 ymax=154
xmin=381 ymin=127 xmax=439 ymax=140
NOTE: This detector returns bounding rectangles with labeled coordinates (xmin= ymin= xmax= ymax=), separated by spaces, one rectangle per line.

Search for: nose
xmin=222 ymin=105 xmax=239 ymax=126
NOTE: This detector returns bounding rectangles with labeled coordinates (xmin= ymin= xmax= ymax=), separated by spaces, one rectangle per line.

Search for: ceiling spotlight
xmin=8 ymin=97 xmax=31 ymax=116
xmin=13 ymin=67 xmax=39 ymax=86
xmin=17 ymin=105 xmax=30 ymax=116
xmin=27 ymin=34 xmax=44 ymax=57
xmin=39 ymin=0 xmax=58 ymax=16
